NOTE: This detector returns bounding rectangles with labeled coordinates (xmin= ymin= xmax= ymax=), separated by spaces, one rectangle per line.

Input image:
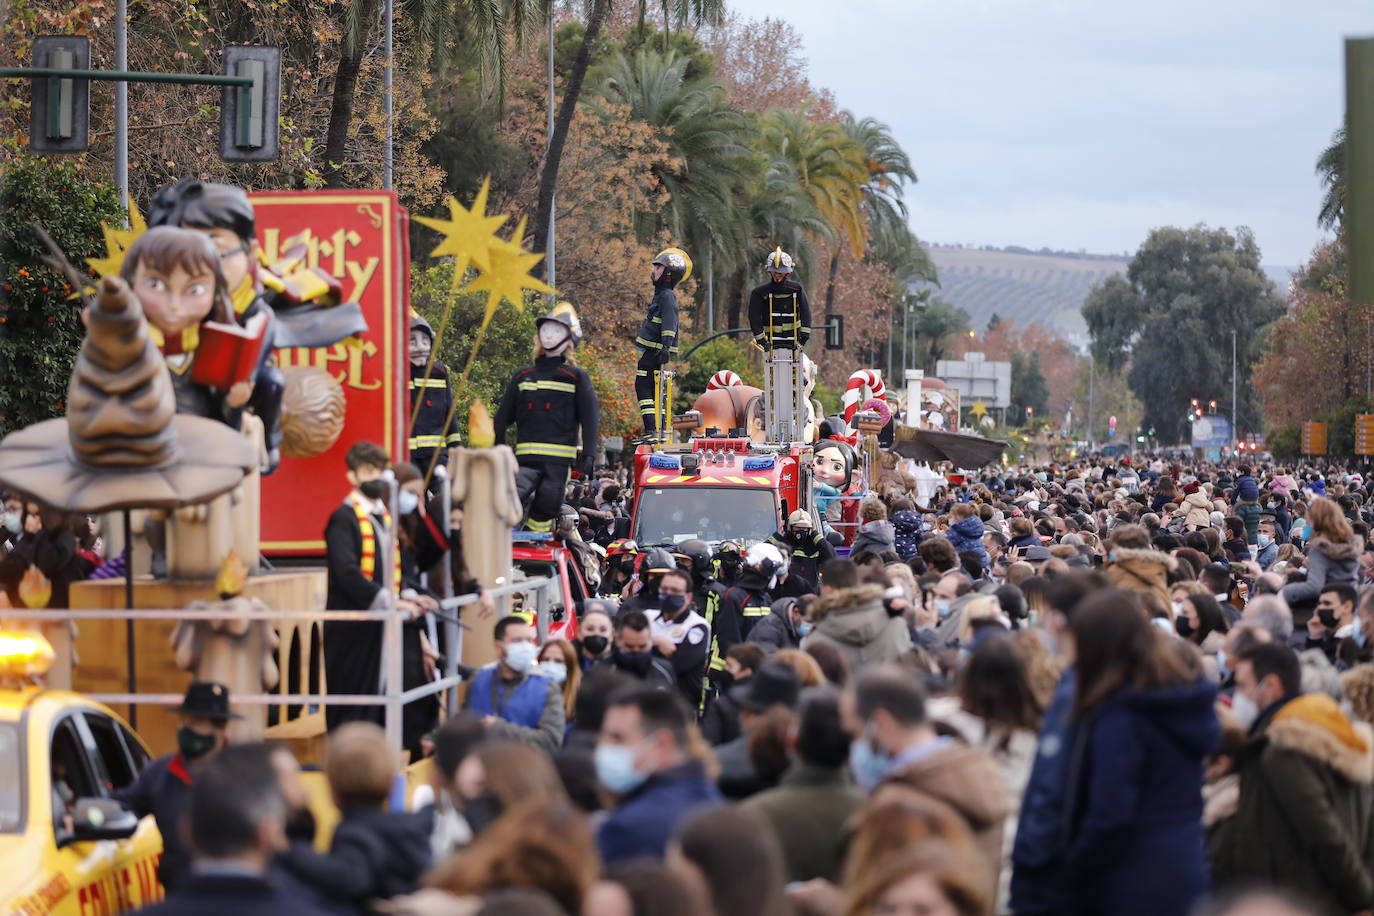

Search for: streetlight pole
xmin=382 ymin=0 xmax=393 ymax=189
xmin=1231 ymin=329 xmax=1238 ymax=439
xmin=114 ymin=0 xmax=128 ymax=213
xmin=545 ymin=13 xmax=556 ymax=299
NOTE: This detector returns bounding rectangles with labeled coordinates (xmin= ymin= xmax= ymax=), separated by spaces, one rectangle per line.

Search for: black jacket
xmin=750 ymin=602 xmax=801 ymax=655
xmin=112 ymin=752 xmax=194 ymax=891
xmin=407 ymin=361 xmax=459 ymax=455
xmin=747 ymin=279 xmax=811 ymax=350
xmin=767 ymin=528 xmax=835 ymax=592
xmin=493 ymin=355 xmax=599 ymax=468
xmin=280 ymin=807 xmax=434 ymax=911
xmin=635 ymin=283 xmax=679 ymax=362
xmin=134 ymin=873 xmax=334 ymax=916
xmin=718 ymin=569 xmax=775 ymax=647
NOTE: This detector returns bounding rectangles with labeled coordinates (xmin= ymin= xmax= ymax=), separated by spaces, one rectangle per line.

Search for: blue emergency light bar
xmin=649 ymin=454 xmax=682 ymax=470
xmin=511 ymin=530 xmax=554 ymax=542
xmin=742 ymin=456 xmax=776 ymax=471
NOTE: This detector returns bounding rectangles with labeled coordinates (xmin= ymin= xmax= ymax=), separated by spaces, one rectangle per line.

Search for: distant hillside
xmin=916 ymin=245 xmax=1294 ymax=348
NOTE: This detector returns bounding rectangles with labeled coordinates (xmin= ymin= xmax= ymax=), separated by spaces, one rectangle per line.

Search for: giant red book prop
xmin=191 ymin=311 xmax=268 ymax=389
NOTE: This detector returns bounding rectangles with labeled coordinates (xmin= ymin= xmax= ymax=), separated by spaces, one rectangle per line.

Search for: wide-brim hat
xmin=730 ymin=659 xmax=800 ymax=713
xmin=167 ymin=680 xmax=242 ymax=720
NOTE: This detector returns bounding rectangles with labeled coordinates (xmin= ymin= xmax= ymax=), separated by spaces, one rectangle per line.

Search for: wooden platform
xmin=69 ymin=569 xmax=326 ymax=756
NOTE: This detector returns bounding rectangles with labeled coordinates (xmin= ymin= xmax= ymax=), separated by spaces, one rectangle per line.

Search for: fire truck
xmin=629 ymin=436 xmax=817 ymax=549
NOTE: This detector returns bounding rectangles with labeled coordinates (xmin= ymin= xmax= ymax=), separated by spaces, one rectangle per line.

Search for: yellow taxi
xmin=0 ymin=633 xmax=163 ymax=916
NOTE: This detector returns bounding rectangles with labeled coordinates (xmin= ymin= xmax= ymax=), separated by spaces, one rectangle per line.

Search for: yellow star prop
xmin=412 ymin=177 xmax=507 ymax=278
xmin=970 ymin=400 xmax=989 ymax=418
xmin=85 ymin=201 xmax=148 ymax=281
xmin=464 ymin=216 xmax=555 ymax=328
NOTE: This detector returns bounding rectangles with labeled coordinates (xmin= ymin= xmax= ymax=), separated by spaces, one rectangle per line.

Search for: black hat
xmin=730 ymin=660 xmax=800 ymax=713
xmin=1024 ymin=545 xmax=1052 ymax=562
xmin=167 ymin=680 xmax=242 ymax=721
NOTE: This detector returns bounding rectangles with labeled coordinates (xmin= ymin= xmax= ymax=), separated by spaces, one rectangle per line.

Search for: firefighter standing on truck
xmin=407 ymin=313 xmax=460 ymax=480
xmin=635 ymin=248 xmax=690 ymax=436
xmin=494 ymin=303 xmax=599 ymax=534
xmin=747 ymin=248 xmax=811 ymax=351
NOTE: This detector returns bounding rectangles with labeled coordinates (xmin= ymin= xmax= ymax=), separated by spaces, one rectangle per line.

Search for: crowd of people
xmin=20 ymin=456 xmax=1374 ymax=916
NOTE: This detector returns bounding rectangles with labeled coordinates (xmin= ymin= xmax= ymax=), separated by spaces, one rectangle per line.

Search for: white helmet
xmin=763 ymin=247 xmax=795 ymax=275
xmin=745 ymin=542 xmax=785 ymax=577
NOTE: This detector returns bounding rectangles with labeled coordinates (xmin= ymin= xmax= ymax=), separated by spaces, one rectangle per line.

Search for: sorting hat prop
xmin=0 ymin=274 xmax=255 ymax=512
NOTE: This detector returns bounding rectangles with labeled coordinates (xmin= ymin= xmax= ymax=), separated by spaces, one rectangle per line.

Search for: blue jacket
xmin=1010 ymin=669 xmax=1077 ymax=915
xmin=1234 ymin=475 xmax=1260 ymax=502
xmin=1062 ymin=677 xmax=1219 ymax=916
xmin=946 ymin=516 xmax=989 ymax=569
xmin=597 ymin=760 xmax=721 ymax=865
xmin=891 ymin=510 xmax=924 ymax=561
xmin=467 ymin=666 xmax=550 ymax=729
xmin=112 ymin=751 xmax=194 ymax=891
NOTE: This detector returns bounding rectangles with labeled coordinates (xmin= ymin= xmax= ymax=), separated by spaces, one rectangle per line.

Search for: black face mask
xmin=359 ymin=479 xmax=389 ymax=501
xmin=615 ymin=647 xmax=653 ymax=675
xmin=582 ymin=634 xmax=610 ymax=656
xmin=1175 ymin=617 xmax=1194 ymax=639
xmin=463 ymin=793 xmax=503 ymax=836
xmin=660 ymin=594 xmax=687 ymax=617
xmin=1319 ymin=607 xmax=1339 ymax=629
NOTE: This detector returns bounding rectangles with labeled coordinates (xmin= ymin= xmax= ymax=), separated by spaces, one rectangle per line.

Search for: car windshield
xmin=0 ymin=723 xmax=20 ymax=832
xmin=635 ymin=486 xmax=777 ymax=547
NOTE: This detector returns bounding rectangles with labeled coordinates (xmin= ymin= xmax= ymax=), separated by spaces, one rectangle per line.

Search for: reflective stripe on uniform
xmin=518 ymin=380 xmax=577 ymax=393
xmin=743 ymin=604 xmax=771 ymax=617
xmin=515 ymin=442 xmax=577 ymax=459
xmin=635 ymin=337 xmax=663 ymax=350
xmin=409 ymin=435 xmax=444 ymax=449
xmin=409 ymin=378 xmax=447 ymax=389
xmin=525 ymin=517 xmax=554 ymax=533
xmin=445 ymin=432 xmax=462 ymax=445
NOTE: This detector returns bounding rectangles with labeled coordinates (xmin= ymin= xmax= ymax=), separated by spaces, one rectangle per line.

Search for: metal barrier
xmin=0 ymin=575 xmax=554 ymax=754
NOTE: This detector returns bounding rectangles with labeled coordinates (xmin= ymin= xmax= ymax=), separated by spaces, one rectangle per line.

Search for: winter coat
xmin=750 ymin=601 xmax=801 ymax=655
xmin=1235 ymin=500 xmax=1262 ymax=544
xmin=1008 ymin=532 xmax=1040 ymax=553
xmin=1176 ymin=490 xmax=1215 ymax=530
xmin=1105 ymin=547 xmax=1176 ymax=616
xmin=891 ymin=509 xmax=924 ymax=560
xmin=1063 ymin=677 xmax=1220 ymax=916
xmin=1215 ymin=693 xmax=1374 ymax=914
xmin=134 ymin=874 xmax=334 ymax=916
xmin=946 ymin=516 xmax=990 ymax=569
xmin=880 ymin=739 xmax=1012 ymax=902
xmin=281 ymin=806 xmax=435 ymax=911
xmin=743 ymin=763 xmax=865 ymax=882
xmin=1281 ymin=536 xmax=1363 ymax=606
xmin=1234 ymin=475 xmax=1261 ymax=502
xmin=851 ymin=519 xmax=896 ymax=557
xmin=1011 ymin=670 xmax=1078 ymax=916
xmin=801 ymin=584 xmax=911 ymax=672
xmin=597 ymin=760 xmax=721 ymax=864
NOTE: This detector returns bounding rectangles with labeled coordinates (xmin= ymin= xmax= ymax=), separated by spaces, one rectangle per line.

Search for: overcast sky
xmin=725 ymin=0 xmax=1374 ymax=266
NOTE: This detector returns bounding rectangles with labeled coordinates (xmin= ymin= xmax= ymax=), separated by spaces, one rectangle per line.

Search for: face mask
xmin=359 ymin=479 xmax=389 ymax=501
xmin=935 ymin=598 xmax=953 ymax=619
xmin=503 ymin=640 xmax=538 ymax=673
xmin=177 ymin=726 xmax=217 ymax=761
xmin=615 ymin=648 xmax=654 ymax=676
xmin=798 ymin=621 xmax=814 ymax=638
xmin=848 ymin=733 xmax=892 ymax=792
xmin=659 ymin=594 xmax=687 ymax=617
xmin=1175 ymin=617 xmax=1194 ymax=639
xmin=1 ymin=511 xmax=18 ymax=534
xmin=595 ymin=743 xmax=647 ymax=794
xmin=536 ymin=660 xmax=568 ymax=684
xmin=1230 ymin=692 xmax=1259 ymax=730
xmin=1318 ymin=608 xmax=1338 ymax=629
xmin=398 ymin=490 xmax=419 ymax=515
xmin=582 ymin=634 xmax=610 ymax=656
xmin=1257 ymin=534 xmax=1272 ymax=549
xmin=463 ymin=793 xmax=503 ymax=835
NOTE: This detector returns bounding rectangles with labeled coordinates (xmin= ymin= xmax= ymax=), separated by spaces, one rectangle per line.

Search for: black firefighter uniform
xmin=408 ymin=360 xmax=461 ymax=474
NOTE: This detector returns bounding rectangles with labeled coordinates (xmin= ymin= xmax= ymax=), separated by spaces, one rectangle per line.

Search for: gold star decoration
xmin=463 ymin=216 xmax=555 ymax=328
xmin=970 ymin=400 xmax=989 ymax=418
xmin=85 ymin=201 xmax=148 ymax=282
xmin=412 ymin=177 xmax=508 ymax=279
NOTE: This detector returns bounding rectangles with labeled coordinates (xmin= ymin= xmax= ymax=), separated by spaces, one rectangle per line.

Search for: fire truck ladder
xmin=763 ymin=348 xmax=803 ymax=443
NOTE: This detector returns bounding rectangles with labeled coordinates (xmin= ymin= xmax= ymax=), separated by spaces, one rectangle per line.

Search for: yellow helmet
xmin=652 ymin=247 xmax=693 ymax=285
xmin=537 ymin=300 xmax=583 ymax=346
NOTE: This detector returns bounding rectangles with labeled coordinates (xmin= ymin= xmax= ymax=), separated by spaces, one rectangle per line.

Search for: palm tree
xmin=532 ymin=0 xmax=727 ymax=269
xmin=759 ymin=110 xmax=868 ymax=257
xmin=846 ymin=113 xmax=917 ymax=255
xmin=1317 ymin=124 xmax=1345 ymax=231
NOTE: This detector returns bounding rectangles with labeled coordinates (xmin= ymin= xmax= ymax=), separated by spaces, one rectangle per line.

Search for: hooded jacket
xmin=851 ymin=519 xmax=896 ymax=558
xmin=1176 ymin=489 xmax=1214 ymax=529
xmin=891 ymin=509 xmax=924 ymax=560
xmin=800 ymin=584 xmax=911 ymax=671
xmin=281 ymin=806 xmax=435 ymax=912
xmin=1216 ymin=693 xmax=1374 ymax=914
xmin=1063 ymin=677 xmax=1220 ymax=916
xmin=749 ymin=598 xmax=802 ymax=655
xmin=1105 ymin=547 xmax=1176 ymax=616
xmin=946 ymin=515 xmax=990 ymax=569
xmin=880 ymin=740 xmax=1012 ymax=900
xmin=1281 ymin=536 xmax=1363 ymax=606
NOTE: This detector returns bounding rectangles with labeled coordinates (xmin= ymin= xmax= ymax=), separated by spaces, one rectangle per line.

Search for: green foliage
xmin=1082 ymin=225 xmax=1282 ymax=444
xmin=909 ymin=297 xmax=970 ymax=372
xmin=1010 ymin=350 xmax=1050 ymax=418
xmin=1320 ymin=395 xmax=1374 ymax=458
xmin=0 ymin=156 xmax=126 ymax=436
xmin=1318 ymin=125 xmax=1345 ymax=232
xmin=409 ymin=260 xmax=539 ymax=442
xmin=813 ymin=382 xmax=842 ymax=418
xmin=1268 ymin=425 xmax=1300 ymax=460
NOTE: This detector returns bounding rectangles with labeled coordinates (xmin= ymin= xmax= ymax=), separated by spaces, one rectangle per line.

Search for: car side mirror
xmin=63 ymin=797 xmax=140 ymax=846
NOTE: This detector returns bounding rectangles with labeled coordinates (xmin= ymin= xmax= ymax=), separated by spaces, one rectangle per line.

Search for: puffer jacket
xmin=1175 ymin=490 xmax=1214 ymax=529
xmin=1215 ymin=693 xmax=1374 ymax=914
xmin=851 ymin=519 xmax=896 ymax=557
xmin=801 ymin=584 xmax=910 ymax=671
xmin=946 ymin=515 xmax=990 ymax=570
xmin=1281 ymin=536 xmax=1363 ymax=607
xmin=892 ymin=509 xmax=924 ymax=560
xmin=1106 ymin=547 xmax=1176 ymax=616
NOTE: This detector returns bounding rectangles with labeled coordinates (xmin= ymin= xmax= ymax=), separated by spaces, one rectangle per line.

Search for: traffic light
xmin=28 ymin=36 xmax=90 ymax=153
xmin=825 ymin=314 xmax=844 ymax=350
xmin=219 ymin=46 xmax=281 ymax=162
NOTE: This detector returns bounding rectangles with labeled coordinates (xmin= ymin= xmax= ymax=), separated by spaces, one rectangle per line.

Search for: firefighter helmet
xmin=745 ymin=542 xmax=785 ymax=578
xmin=642 ymin=547 xmax=678 ymax=576
xmin=672 ymin=538 xmax=714 ymax=581
xmin=536 ymin=301 xmax=583 ymax=348
xmin=409 ymin=311 xmax=434 ymax=341
xmin=763 ymin=247 xmax=795 ymax=275
xmin=652 ymin=247 xmax=693 ymax=286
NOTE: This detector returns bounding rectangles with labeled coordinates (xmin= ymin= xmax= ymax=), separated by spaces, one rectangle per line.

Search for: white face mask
xmin=536 ymin=660 xmax=568 ymax=684
xmin=1231 ymin=692 xmax=1259 ymax=730
xmin=1 ymin=511 xmax=19 ymax=534
xmin=398 ymin=490 xmax=419 ymax=516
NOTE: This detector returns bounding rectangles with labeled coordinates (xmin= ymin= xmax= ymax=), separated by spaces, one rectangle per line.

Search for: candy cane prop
xmin=842 ymin=369 xmax=886 ymax=428
xmin=707 ymin=370 xmax=744 ymax=391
